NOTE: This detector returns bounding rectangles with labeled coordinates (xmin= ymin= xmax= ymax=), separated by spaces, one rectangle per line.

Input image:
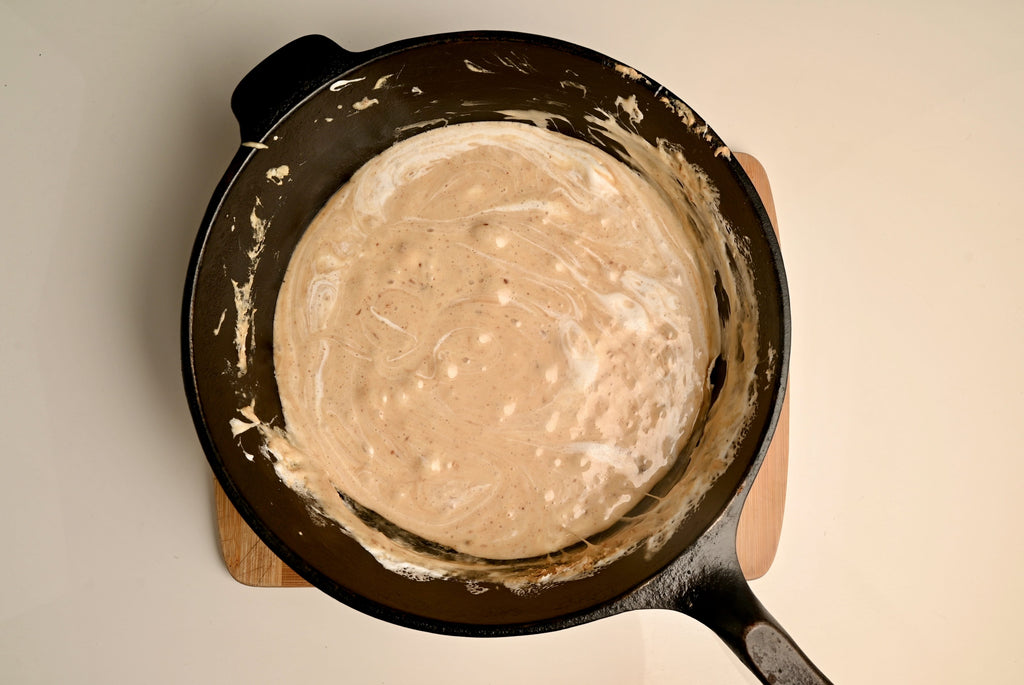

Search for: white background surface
xmin=3 ymin=1 xmax=1023 ymax=682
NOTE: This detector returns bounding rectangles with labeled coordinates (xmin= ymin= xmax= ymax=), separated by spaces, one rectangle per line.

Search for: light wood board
xmin=213 ymin=151 xmax=787 ymax=586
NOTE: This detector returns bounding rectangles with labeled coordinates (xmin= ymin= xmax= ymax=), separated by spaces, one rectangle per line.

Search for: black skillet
xmin=182 ymin=32 xmax=831 ymax=684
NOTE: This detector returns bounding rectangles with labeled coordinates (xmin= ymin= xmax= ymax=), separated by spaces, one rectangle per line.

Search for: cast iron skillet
xmin=182 ymin=32 xmax=830 ymax=684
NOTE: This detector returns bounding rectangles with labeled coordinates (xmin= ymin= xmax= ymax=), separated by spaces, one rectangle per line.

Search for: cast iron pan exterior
xmin=182 ymin=32 xmax=830 ymax=683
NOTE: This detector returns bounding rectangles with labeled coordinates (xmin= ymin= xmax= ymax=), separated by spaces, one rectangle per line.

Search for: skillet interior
xmin=183 ymin=32 xmax=788 ymax=633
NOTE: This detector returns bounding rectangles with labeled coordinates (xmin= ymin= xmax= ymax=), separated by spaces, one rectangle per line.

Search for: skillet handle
xmin=683 ymin=564 xmax=832 ymax=685
xmin=626 ymin=507 xmax=832 ymax=683
xmin=231 ymin=34 xmax=358 ymax=144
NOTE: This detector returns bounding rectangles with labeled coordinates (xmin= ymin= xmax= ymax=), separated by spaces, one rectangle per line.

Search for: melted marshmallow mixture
xmin=273 ymin=121 xmax=715 ymax=560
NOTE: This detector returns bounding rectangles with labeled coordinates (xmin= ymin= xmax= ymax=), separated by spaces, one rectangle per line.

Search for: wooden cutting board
xmin=213 ymin=152 xmax=787 ymax=586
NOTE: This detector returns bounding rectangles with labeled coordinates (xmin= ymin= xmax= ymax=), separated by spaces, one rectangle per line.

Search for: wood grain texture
xmin=733 ymin=152 xmax=788 ymax=580
xmin=213 ymin=152 xmax=787 ymax=586
xmin=215 ymin=483 xmax=307 ymax=587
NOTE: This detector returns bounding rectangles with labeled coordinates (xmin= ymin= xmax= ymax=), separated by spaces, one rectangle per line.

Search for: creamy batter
xmin=273 ymin=121 xmax=718 ymax=561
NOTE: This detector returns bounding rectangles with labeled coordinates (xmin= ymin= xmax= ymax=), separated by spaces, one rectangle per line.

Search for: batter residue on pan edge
xmin=263 ymin=118 xmax=760 ymax=585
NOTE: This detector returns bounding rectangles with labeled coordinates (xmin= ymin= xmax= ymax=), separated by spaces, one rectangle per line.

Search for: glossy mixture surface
xmin=273 ymin=121 xmax=716 ymax=560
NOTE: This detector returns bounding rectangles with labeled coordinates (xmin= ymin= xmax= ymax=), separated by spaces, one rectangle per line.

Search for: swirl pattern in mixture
xmin=273 ymin=121 xmax=715 ymax=560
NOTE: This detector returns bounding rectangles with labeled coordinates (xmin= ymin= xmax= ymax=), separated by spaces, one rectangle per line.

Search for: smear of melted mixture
xmin=273 ymin=121 xmax=719 ymax=561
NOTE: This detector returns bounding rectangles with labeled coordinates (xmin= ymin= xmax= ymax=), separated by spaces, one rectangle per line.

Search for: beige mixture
xmin=272 ymin=121 xmax=718 ymax=561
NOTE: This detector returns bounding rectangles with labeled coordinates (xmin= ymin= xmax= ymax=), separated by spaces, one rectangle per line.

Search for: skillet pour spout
xmin=182 ymin=32 xmax=832 ymax=684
